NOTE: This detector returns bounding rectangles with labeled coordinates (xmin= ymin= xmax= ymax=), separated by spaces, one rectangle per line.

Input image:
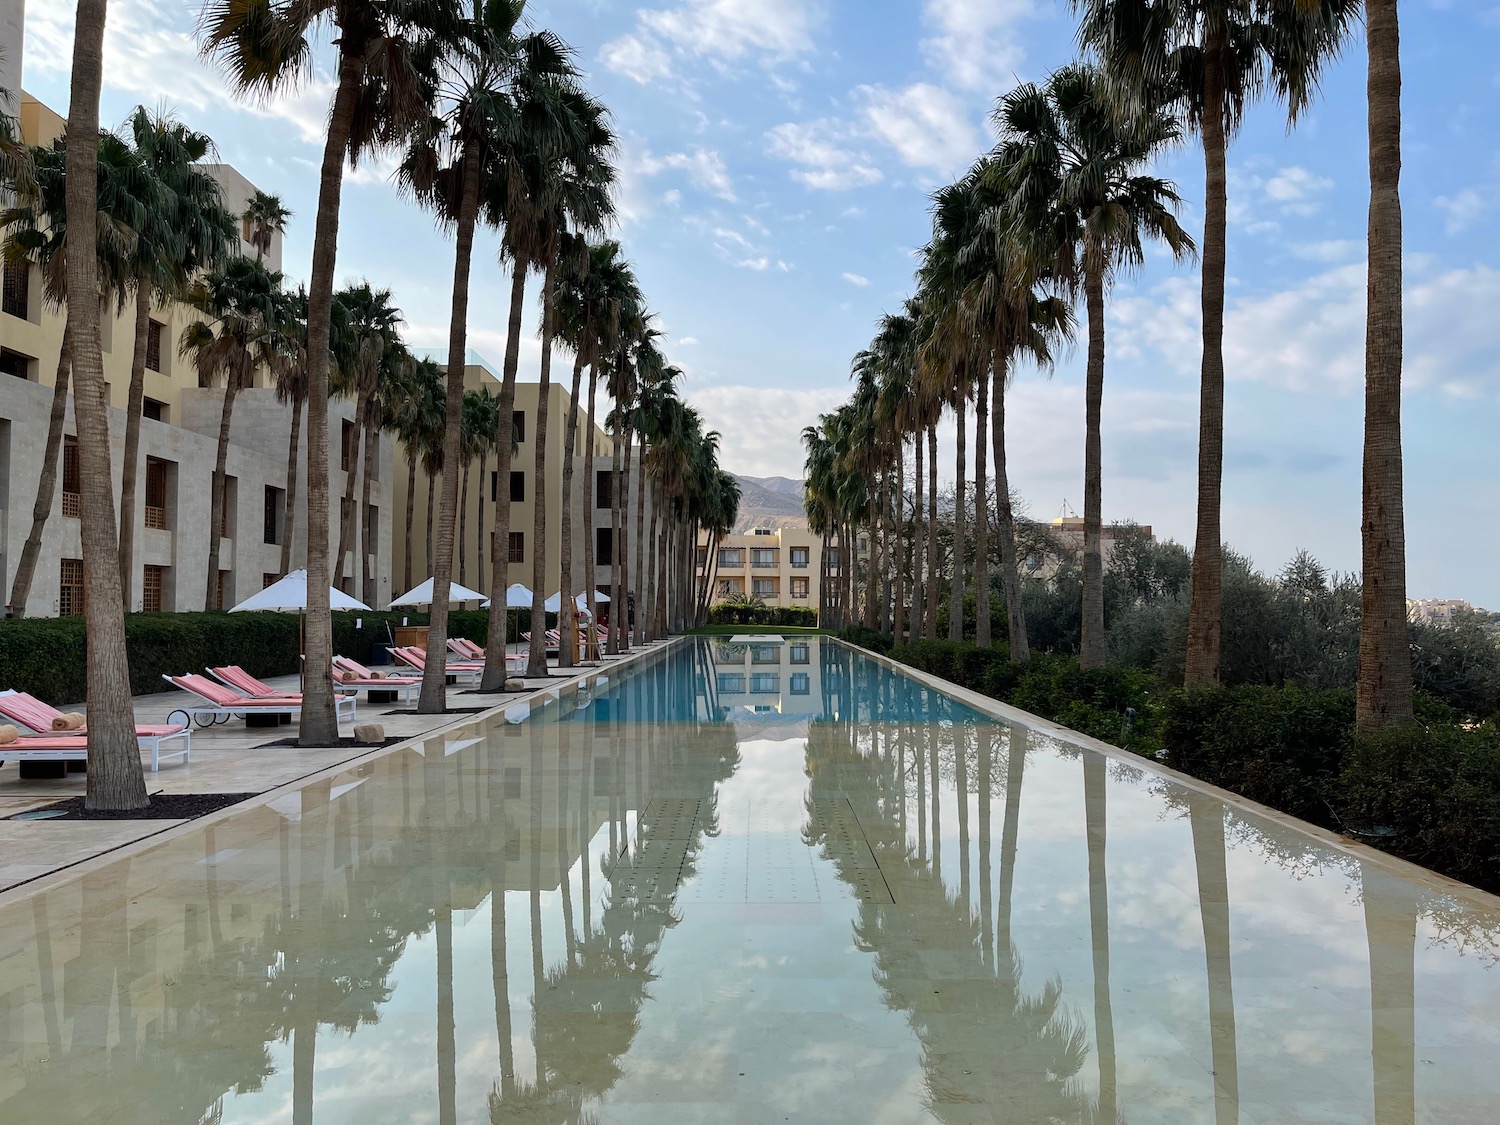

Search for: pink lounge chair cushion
xmin=0 ymin=690 xmax=187 ymax=736
xmin=172 ymin=674 xmax=296 ymax=708
xmin=214 ymin=666 xmax=278 ymax=697
xmin=6 ymin=735 xmax=89 ymax=750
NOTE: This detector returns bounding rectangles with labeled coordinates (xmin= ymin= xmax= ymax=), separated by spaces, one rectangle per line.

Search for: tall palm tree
xmin=117 ymin=107 xmax=235 ymax=601
xmin=3 ymin=132 xmax=145 ymax=617
xmin=390 ymin=355 xmax=446 ymax=591
xmin=467 ymin=385 xmax=500 ymax=591
xmin=242 ymin=189 xmax=291 ymax=262
xmin=1076 ymin=0 xmax=1360 ymax=684
xmin=995 ymin=63 xmax=1193 ymax=668
xmin=200 ymin=0 xmax=456 ymax=742
xmin=66 ymin=0 xmax=147 ymax=808
xmin=456 ymin=386 xmax=489 ymax=589
xmin=270 ymin=286 xmax=309 ymax=578
xmin=1356 ymin=0 xmax=1412 ymax=732
xmin=181 ymin=256 xmax=288 ymax=607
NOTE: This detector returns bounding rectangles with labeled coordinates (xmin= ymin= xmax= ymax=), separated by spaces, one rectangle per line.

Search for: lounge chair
xmin=0 ymin=731 xmax=89 ymax=772
xmin=326 ymin=664 xmax=420 ymax=705
xmin=163 ymin=674 xmax=356 ymax=727
xmin=208 ymin=665 xmax=327 ymax=699
xmin=333 ymin=656 xmax=421 ymax=684
xmin=447 ymin=637 xmax=486 ymax=660
xmin=0 ymin=689 xmax=190 ymax=770
xmin=391 ymin=647 xmax=484 ymax=685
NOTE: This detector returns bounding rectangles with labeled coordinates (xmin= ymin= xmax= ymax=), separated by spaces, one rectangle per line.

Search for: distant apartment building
xmin=1407 ymin=599 xmax=1485 ymax=627
xmin=698 ymin=526 xmax=825 ymax=610
xmin=390 ymin=360 xmax=638 ymax=607
xmin=0 ymin=82 xmax=389 ymax=615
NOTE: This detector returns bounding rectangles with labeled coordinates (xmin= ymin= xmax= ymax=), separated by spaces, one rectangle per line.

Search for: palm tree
xmin=117 ymin=107 xmax=235 ymax=602
xmin=200 ymin=0 xmax=456 ymax=742
xmin=389 ymin=356 xmax=446 ymax=591
xmin=330 ymin=283 xmax=402 ymax=596
xmin=242 ymin=189 xmax=291 ymax=262
xmin=66 ymin=0 xmax=146 ymax=808
xmin=466 ymin=386 xmax=500 ymax=591
xmin=181 ymin=256 xmax=288 ymax=607
xmin=270 ymin=286 xmax=309 ymax=578
xmin=3 ymin=131 xmax=144 ymax=617
xmin=1076 ymin=0 xmax=1360 ymax=684
xmin=994 ymin=63 xmax=1193 ymax=668
xmin=457 ymin=387 xmax=490 ymax=589
xmin=1356 ymin=0 xmax=1412 ymax=732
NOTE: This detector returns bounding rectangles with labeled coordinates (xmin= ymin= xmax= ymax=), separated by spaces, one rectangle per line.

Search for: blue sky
xmin=19 ymin=0 xmax=1500 ymax=604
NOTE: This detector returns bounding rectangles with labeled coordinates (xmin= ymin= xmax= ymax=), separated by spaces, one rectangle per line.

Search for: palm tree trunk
xmin=1190 ymin=803 xmax=1239 ymax=1125
xmin=426 ymin=470 xmax=436 ymax=560
xmin=281 ymin=393 xmax=303 ymax=578
xmin=334 ymin=396 xmax=365 ymax=596
xmin=421 ymin=138 xmax=483 ymax=711
xmin=300 ymin=44 xmax=369 ymax=744
xmin=526 ymin=258 xmax=558 ymax=679
xmin=1185 ymin=43 xmax=1229 ymax=687
xmin=655 ymin=502 xmax=669 ymax=637
xmin=559 ymin=341 xmax=588 ymax=669
xmin=482 ymin=260 xmax=529 ymax=690
xmin=888 ymin=457 xmax=902 ymax=638
xmin=608 ymin=427 xmax=625 ymax=655
xmin=910 ymin=428 xmax=924 ymax=639
xmin=118 ymin=276 xmax=152 ymax=600
xmin=1357 ymin=0 xmax=1413 ymax=732
xmin=949 ymin=397 xmax=967 ymax=642
xmin=1085 ymin=754 xmax=1117 ymax=1124
xmin=8 ymin=330 xmax=71 ymax=616
xmin=1361 ymin=861 xmax=1417 ymax=1125
xmin=974 ymin=369 xmax=992 ymax=648
xmin=633 ymin=453 xmax=648 ymax=638
xmin=360 ymin=408 xmax=379 ymax=607
xmin=204 ymin=376 xmax=240 ymax=609
xmin=459 ymin=460 xmax=471 ymax=589
xmin=475 ymin=445 xmax=487 ymax=600
xmin=925 ymin=423 xmax=940 ymax=638
xmin=403 ymin=453 xmax=417 ymax=591
xmin=863 ymin=489 xmax=879 ymax=631
xmin=619 ymin=427 xmax=636 ymax=645
xmin=1080 ymin=259 xmax=1107 ymax=669
xmin=65 ymin=0 xmax=146 ymax=809
xmin=992 ymin=363 xmax=1029 ymax=662
xmin=582 ymin=365 xmax=599 ymax=660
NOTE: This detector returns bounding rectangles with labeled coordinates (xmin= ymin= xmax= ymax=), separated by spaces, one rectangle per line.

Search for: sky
xmin=16 ymin=0 xmax=1500 ymax=604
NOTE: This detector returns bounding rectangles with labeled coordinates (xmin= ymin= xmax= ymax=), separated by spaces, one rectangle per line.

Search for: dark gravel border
xmin=254 ymin=735 xmax=407 ymax=750
xmin=379 ymin=706 xmax=492 ymax=716
xmin=14 ymin=792 xmax=260 ymax=821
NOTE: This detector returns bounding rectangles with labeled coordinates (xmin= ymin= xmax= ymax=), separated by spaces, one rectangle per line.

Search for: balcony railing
xmin=62 ymin=491 xmax=81 ymax=519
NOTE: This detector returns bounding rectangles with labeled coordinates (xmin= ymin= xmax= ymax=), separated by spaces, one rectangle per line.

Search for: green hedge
xmin=858 ymin=635 xmax=1500 ymax=894
xmin=0 ymin=608 xmax=519 ymax=705
xmin=708 ymin=603 xmax=819 ymax=628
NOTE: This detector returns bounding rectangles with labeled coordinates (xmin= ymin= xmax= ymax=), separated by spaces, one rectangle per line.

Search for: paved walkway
xmin=0 ymin=643 xmax=663 ymax=892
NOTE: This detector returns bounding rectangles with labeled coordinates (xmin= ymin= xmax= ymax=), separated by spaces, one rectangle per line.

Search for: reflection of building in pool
xmin=710 ymin=638 xmax=826 ymax=718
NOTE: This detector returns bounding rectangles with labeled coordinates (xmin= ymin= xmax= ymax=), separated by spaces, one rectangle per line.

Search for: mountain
xmin=730 ymin=474 xmax=807 ymax=533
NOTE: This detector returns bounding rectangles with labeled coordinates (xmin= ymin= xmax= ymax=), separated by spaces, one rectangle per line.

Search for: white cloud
xmin=765 ymin=121 xmax=883 ymax=191
xmin=614 ymin=138 xmax=736 ymax=224
xmin=1230 ymin=164 xmax=1335 ymax=227
xmin=601 ymin=0 xmax=824 ymax=83
xmin=1436 ymin=187 xmax=1486 ymax=235
xmin=858 ymin=82 xmax=983 ymax=174
xmin=737 ymin=257 xmax=770 ymax=271
xmin=694 ymin=384 xmax=847 ymax=476
xmin=841 ymin=272 xmax=870 ymax=287
xmin=1262 ymin=166 xmax=1335 ymax=214
xmin=919 ymin=0 xmax=1037 ymax=94
xmin=678 ymin=336 xmax=700 ymax=346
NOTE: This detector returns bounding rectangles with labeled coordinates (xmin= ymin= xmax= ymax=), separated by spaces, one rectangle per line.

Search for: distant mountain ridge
xmin=731 ymin=474 xmax=807 ymax=533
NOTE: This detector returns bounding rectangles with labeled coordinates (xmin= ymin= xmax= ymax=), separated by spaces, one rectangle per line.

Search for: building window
xmin=145 ymin=320 xmax=164 ymax=372
xmin=596 ymin=470 xmax=612 ymax=509
xmin=62 ymin=436 xmax=81 ymax=518
xmin=508 ymin=531 xmax=525 ymax=563
xmin=59 ymin=559 xmax=84 ymax=616
xmin=790 ymin=673 xmax=810 ymax=696
xmin=2 ymin=260 xmax=29 ymax=319
xmin=752 ymin=579 xmax=777 ymax=599
xmin=791 ymin=577 xmax=809 ymax=600
xmin=144 ymin=458 xmax=169 ymax=530
xmin=263 ymin=485 xmax=283 ymax=545
xmin=750 ymin=548 xmax=778 ymax=569
xmin=340 ymin=419 xmax=356 ymax=471
xmin=827 ymin=548 xmax=841 ymax=572
xmin=751 ymin=645 xmax=779 ymax=665
xmin=789 ymin=643 xmax=810 ymax=665
xmin=749 ymin=673 xmax=780 ymax=695
xmin=513 ymin=410 xmax=526 ymax=443
xmin=790 ymin=547 xmax=809 ymax=569
xmin=718 ymin=548 xmax=743 ymax=568
xmin=364 ymin=504 xmax=378 ymax=563
xmin=717 ymin=673 xmax=745 ymax=695
xmin=510 ymin=471 xmax=525 ymax=502
xmin=715 ymin=578 xmax=742 ymax=598
xmin=696 ymin=546 xmax=708 ymax=570
xmin=142 ymin=397 xmax=167 ymax=422
xmin=263 ymin=573 xmax=279 ymax=588
xmin=142 ymin=565 xmax=165 ymax=612
xmin=0 ymin=349 xmax=34 ymax=380
xmin=595 ymin=527 xmax=613 ymax=566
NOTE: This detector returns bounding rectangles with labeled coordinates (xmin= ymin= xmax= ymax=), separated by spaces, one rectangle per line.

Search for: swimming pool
xmin=0 ymin=637 xmax=1496 ymax=1122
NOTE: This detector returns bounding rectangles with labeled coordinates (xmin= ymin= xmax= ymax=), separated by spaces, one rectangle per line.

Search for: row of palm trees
xmin=805 ymin=1 xmax=1410 ymax=735
xmin=34 ymin=0 xmax=739 ymax=808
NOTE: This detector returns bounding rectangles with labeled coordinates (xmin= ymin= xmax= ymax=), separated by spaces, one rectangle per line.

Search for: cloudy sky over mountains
xmin=20 ymin=0 xmax=1500 ymax=602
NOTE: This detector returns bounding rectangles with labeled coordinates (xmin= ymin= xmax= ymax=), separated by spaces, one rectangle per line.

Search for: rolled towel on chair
xmin=51 ymin=712 xmax=86 ymax=731
xmin=340 ymin=670 xmax=358 ymax=683
xmin=369 ymin=670 xmax=385 ymax=680
xmin=0 ymin=724 xmax=18 ymax=745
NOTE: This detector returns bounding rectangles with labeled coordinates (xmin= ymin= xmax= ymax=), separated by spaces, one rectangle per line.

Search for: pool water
xmin=0 ymin=638 xmax=1497 ymax=1123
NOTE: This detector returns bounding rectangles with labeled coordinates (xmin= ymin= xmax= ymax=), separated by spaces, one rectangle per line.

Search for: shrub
xmin=1342 ymin=723 xmax=1500 ymax=893
xmin=707 ymin=603 xmax=820 ymax=628
xmin=837 ymin=625 xmax=893 ymax=654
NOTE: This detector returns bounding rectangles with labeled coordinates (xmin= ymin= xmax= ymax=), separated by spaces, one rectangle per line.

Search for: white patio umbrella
xmin=544 ymin=591 xmax=610 ymax=615
xmin=389 ymin=577 xmax=488 ymax=607
xmin=481 ymin=583 xmax=534 ymax=610
xmin=230 ymin=569 xmax=370 ymax=687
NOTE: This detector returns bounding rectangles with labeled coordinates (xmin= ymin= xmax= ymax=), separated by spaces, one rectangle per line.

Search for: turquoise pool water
xmin=0 ymin=638 xmax=1496 ymax=1123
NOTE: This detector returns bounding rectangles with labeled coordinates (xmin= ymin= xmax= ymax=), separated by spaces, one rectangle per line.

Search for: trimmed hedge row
xmin=0 ymin=608 xmax=524 ymax=706
xmin=864 ymin=634 xmax=1500 ymax=895
xmin=708 ymin=604 xmax=819 ymax=627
